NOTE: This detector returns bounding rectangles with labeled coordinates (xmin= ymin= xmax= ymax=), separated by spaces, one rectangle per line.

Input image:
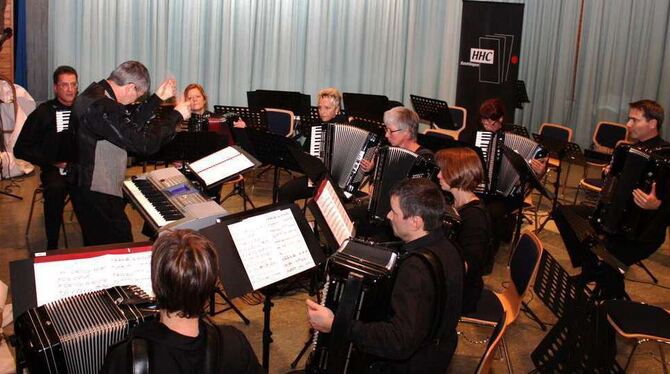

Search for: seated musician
xmin=360 ymin=106 xmax=433 ymax=173
xmin=101 ymin=229 xmax=263 ymax=374
xmin=462 ymin=98 xmax=547 ymax=262
xmin=307 ymin=178 xmax=464 ymax=373
xmin=183 ymin=83 xmax=247 ymax=130
xmin=436 ymin=147 xmax=493 ymax=314
xmin=575 ymin=99 xmax=670 ymax=299
xmin=278 ymin=87 xmax=347 ymax=204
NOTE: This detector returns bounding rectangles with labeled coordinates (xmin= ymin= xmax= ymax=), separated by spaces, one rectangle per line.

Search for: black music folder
xmin=199 ymin=203 xmax=325 ymax=299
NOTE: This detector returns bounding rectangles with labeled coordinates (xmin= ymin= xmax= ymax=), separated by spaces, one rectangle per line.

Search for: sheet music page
xmin=33 ymin=249 xmax=153 ymax=306
xmin=315 ymin=180 xmax=354 ymax=246
xmin=189 ymin=147 xmax=255 ymax=186
xmin=227 ymin=208 xmax=315 ymax=290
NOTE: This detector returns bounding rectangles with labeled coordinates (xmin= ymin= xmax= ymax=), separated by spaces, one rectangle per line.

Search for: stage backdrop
xmin=456 ymin=1 xmax=524 ymax=129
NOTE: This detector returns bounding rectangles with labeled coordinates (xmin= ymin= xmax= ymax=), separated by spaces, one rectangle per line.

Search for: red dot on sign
xmin=511 ymin=56 xmax=519 ymax=64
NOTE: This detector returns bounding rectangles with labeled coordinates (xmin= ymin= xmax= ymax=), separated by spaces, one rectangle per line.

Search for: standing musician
xmin=69 ymin=61 xmax=191 ymax=246
xmin=307 ymin=178 xmax=464 ymax=373
xmin=101 ymin=230 xmax=263 ymax=374
xmin=15 ymin=66 xmax=79 ymax=250
xmin=436 ymin=147 xmax=494 ymax=314
xmin=461 ymin=98 xmax=547 ymax=260
xmin=578 ymin=99 xmax=670 ymax=299
xmin=278 ymin=87 xmax=347 ymax=204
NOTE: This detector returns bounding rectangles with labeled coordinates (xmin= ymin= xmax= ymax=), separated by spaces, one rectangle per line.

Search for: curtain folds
xmin=48 ymin=0 xmax=670 ymax=147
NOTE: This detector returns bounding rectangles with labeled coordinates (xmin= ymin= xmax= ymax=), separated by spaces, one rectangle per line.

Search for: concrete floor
xmin=1 ymin=161 xmax=669 ymax=373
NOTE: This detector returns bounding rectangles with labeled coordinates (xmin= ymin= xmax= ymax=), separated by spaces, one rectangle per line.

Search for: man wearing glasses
xmin=15 ymin=66 xmax=80 ymax=250
xmin=69 ymin=61 xmax=191 ymax=246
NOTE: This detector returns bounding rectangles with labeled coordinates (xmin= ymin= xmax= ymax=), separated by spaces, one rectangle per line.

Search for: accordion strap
xmin=131 ymin=338 xmax=149 ymax=374
xmin=408 ymin=248 xmax=447 ymax=344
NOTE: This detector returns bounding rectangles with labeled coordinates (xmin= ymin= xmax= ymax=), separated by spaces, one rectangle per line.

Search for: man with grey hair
xmin=69 ymin=61 xmax=191 ymax=246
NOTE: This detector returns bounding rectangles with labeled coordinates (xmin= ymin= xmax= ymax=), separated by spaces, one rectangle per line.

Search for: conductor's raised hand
xmin=306 ymin=299 xmax=334 ymax=333
xmin=632 ymin=182 xmax=662 ymax=210
xmin=173 ymin=98 xmax=191 ymax=121
xmin=156 ymin=79 xmax=177 ymax=101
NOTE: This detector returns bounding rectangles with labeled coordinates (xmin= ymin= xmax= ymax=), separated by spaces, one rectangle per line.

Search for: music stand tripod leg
xmin=209 ymin=286 xmax=250 ymax=325
xmin=290 ymin=330 xmax=314 ymax=369
xmin=521 ymin=301 xmax=547 ymax=331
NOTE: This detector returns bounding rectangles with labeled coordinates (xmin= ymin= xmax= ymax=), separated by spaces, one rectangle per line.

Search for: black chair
xmin=604 ymin=300 xmax=670 ymax=372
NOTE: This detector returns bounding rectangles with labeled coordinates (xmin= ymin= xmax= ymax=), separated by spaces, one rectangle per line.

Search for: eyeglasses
xmin=385 ymin=127 xmax=403 ymax=134
xmin=57 ymin=82 xmax=78 ymax=89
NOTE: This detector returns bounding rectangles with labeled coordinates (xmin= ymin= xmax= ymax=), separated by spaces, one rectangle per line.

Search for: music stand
xmin=532 ymin=134 xmax=583 ymax=231
xmin=247 ymin=89 xmax=311 ymax=120
xmin=501 ymin=145 xmax=552 ymax=248
xmin=198 ymin=203 xmax=325 ymax=370
xmin=409 ymin=94 xmax=454 ymax=129
xmin=342 ymin=92 xmax=389 ymax=123
xmin=236 ymin=128 xmax=306 ymax=203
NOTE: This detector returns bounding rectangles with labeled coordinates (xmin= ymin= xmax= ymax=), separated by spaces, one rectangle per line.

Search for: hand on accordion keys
xmin=633 ymin=182 xmax=662 ymax=210
xmin=529 ymin=156 xmax=548 ymax=177
xmin=306 ymin=299 xmax=334 ymax=333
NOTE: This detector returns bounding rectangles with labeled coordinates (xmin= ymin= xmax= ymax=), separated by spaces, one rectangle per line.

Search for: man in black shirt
xmin=15 ymin=66 xmax=79 ymax=249
xmin=307 ymin=178 xmax=464 ymax=373
xmin=69 ymin=61 xmax=190 ymax=246
xmin=588 ymin=99 xmax=670 ymax=298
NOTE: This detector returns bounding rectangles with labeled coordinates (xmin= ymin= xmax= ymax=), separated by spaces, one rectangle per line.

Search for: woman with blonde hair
xmin=436 ymin=147 xmax=493 ymax=314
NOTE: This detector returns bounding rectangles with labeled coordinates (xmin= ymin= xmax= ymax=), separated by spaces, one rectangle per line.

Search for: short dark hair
xmin=478 ymin=98 xmax=505 ymax=122
xmin=108 ymin=60 xmax=151 ymax=94
xmin=151 ymin=229 xmax=219 ymax=318
xmin=390 ymin=178 xmax=446 ymax=231
xmin=630 ymin=99 xmax=664 ymax=128
xmin=53 ymin=65 xmax=78 ymax=84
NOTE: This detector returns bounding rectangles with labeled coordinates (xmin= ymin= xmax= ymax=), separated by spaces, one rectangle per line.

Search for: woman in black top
xmin=436 ymin=147 xmax=493 ymax=314
xmin=101 ymin=230 xmax=263 ymax=374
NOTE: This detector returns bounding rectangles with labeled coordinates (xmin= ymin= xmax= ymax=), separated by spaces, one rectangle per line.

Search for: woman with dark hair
xmin=101 ymin=230 xmax=263 ymax=374
xmin=436 ymin=147 xmax=493 ymax=314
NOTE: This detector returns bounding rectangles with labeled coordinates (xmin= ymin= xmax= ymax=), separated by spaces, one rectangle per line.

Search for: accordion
xmin=306 ymin=240 xmax=399 ymax=374
xmin=474 ymin=131 xmax=545 ymax=197
xmin=15 ymin=285 xmax=157 ymax=374
xmin=368 ymin=146 xmax=440 ymax=220
xmin=310 ymin=123 xmax=380 ymax=197
xmin=592 ymin=144 xmax=670 ymax=239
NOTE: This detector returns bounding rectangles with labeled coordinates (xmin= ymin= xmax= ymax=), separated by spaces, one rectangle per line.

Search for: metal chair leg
xmin=624 ymin=341 xmax=640 ymax=371
xmin=636 ymin=261 xmax=659 ymax=284
xmin=25 ymin=187 xmax=42 ymax=243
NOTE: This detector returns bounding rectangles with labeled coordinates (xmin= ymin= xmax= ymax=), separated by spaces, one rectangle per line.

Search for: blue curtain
xmin=14 ymin=0 xmax=27 ymax=86
xmin=48 ymin=0 xmax=670 ymax=147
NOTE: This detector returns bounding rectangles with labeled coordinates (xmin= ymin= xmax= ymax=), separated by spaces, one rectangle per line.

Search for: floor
xmin=1 ymin=161 xmax=669 ymax=373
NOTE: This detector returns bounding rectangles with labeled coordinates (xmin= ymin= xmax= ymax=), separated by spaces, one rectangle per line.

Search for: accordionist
xmin=14 ymin=66 xmax=80 ymax=250
xmin=307 ymin=178 xmax=464 ymax=373
xmin=574 ymin=99 xmax=670 ymax=300
xmin=278 ymin=87 xmax=349 ymax=204
xmin=460 ymin=98 xmax=548 ymax=259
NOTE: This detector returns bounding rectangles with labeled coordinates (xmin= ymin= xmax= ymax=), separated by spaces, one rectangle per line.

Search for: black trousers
xmin=70 ymin=188 xmax=133 ymax=246
xmin=40 ymin=168 xmax=70 ymax=250
xmin=278 ymin=176 xmax=314 ymax=204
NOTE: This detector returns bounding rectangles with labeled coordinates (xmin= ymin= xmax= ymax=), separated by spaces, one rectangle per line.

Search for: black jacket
xmin=346 ymin=230 xmax=464 ymax=373
xmin=100 ymin=319 xmax=263 ymax=374
xmin=14 ymin=99 xmax=76 ymax=172
xmin=457 ymin=199 xmax=492 ymax=314
xmin=70 ymin=80 xmax=181 ymax=197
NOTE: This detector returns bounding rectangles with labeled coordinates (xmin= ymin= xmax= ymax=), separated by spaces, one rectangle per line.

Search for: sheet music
xmin=315 ymin=180 xmax=354 ymax=246
xmin=227 ymin=208 xmax=315 ymax=290
xmin=33 ymin=250 xmax=153 ymax=306
xmin=189 ymin=146 xmax=255 ymax=186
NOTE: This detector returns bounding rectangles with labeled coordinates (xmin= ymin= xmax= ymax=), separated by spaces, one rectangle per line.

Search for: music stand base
xmin=208 ymin=286 xmax=250 ymax=325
